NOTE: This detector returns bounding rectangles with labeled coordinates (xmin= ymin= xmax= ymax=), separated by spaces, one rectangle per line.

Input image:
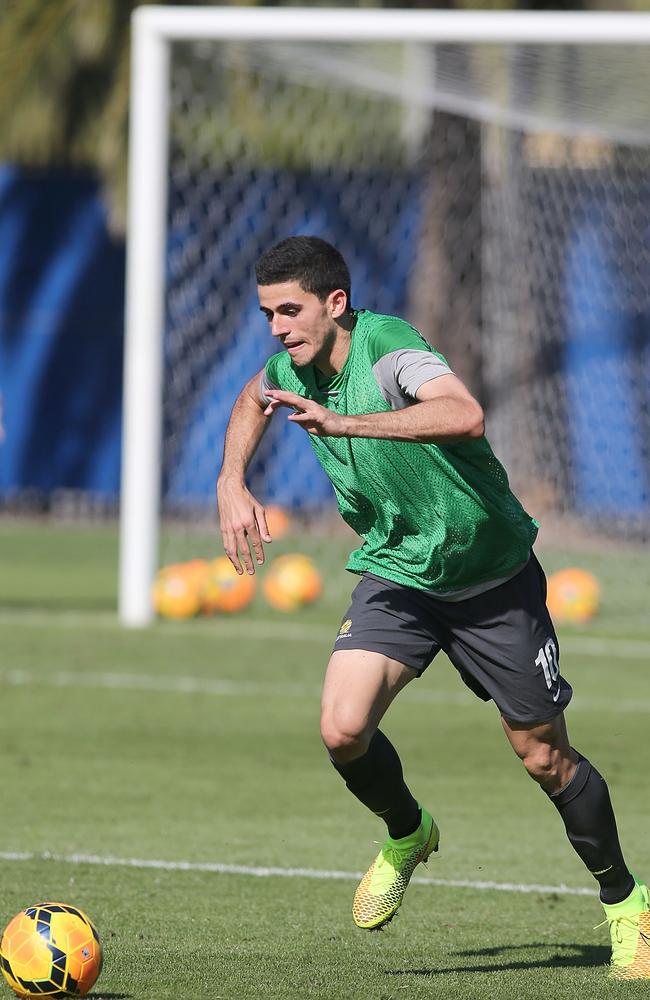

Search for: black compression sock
xmin=548 ymin=751 xmax=635 ymax=904
xmin=330 ymin=729 xmax=421 ymax=840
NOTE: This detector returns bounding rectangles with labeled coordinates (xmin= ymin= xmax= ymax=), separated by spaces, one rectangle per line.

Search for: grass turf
xmin=0 ymin=519 xmax=649 ymax=999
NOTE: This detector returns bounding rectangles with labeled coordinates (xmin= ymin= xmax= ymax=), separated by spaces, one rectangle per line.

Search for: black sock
xmin=330 ymin=729 xmax=421 ymax=840
xmin=547 ymin=751 xmax=635 ymax=904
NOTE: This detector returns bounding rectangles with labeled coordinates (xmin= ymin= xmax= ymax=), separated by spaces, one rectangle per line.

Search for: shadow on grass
xmin=88 ymin=994 xmax=133 ymax=998
xmin=386 ymin=942 xmax=610 ymax=976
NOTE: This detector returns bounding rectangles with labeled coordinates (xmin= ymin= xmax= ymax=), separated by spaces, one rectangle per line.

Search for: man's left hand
xmin=264 ymin=390 xmax=348 ymax=437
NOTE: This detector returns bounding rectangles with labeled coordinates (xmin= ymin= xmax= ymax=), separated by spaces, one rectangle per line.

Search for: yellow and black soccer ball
xmin=0 ymin=902 xmax=102 ymax=998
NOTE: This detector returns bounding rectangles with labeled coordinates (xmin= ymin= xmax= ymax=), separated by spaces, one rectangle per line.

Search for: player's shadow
xmin=386 ymin=942 xmax=610 ymax=976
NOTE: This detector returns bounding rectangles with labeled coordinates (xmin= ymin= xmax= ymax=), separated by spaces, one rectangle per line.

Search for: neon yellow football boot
xmin=352 ymin=806 xmax=439 ymax=930
xmin=601 ymin=880 xmax=650 ymax=980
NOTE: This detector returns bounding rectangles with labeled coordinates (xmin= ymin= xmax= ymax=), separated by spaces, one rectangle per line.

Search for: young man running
xmin=216 ymin=235 xmax=649 ymax=979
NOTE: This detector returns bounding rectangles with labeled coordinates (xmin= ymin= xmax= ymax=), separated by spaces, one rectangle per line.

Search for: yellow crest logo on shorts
xmin=338 ymin=618 xmax=353 ymax=636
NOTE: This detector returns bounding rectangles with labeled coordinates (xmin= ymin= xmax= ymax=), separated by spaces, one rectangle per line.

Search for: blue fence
xmin=564 ymin=189 xmax=650 ymax=516
xmin=0 ymin=164 xmax=648 ymax=520
xmin=0 ymin=166 xmax=124 ymax=498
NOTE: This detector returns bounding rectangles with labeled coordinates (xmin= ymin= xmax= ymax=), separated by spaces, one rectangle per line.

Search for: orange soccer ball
xmin=201 ymin=556 xmax=256 ymax=614
xmin=546 ymin=567 xmax=601 ymax=624
xmin=263 ymin=505 xmax=291 ymax=540
xmin=152 ymin=560 xmax=209 ymax=619
xmin=263 ymin=554 xmax=323 ymax=612
xmin=0 ymin=902 xmax=102 ymax=998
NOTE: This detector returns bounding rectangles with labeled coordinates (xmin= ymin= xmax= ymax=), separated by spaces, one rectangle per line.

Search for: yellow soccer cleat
xmin=353 ymin=806 xmax=439 ymax=930
xmin=601 ymin=880 xmax=650 ymax=980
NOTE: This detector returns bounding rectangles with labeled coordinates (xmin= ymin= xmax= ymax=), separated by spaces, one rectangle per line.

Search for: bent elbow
xmin=466 ymin=403 xmax=485 ymax=439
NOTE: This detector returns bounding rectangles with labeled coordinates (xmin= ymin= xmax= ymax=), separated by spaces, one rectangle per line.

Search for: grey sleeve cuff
xmin=372 ymin=350 xmax=453 ymax=409
xmin=259 ymin=370 xmax=278 ymax=406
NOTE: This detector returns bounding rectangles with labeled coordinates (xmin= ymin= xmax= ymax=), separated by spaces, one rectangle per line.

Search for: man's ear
xmin=329 ymin=288 xmax=348 ymax=319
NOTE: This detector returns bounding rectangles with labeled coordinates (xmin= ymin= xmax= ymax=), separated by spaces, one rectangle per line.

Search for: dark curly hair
xmin=255 ymin=236 xmax=351 ymax=307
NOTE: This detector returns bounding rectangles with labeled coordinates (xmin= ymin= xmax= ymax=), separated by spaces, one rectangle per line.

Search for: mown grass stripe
xmin=0 ymin=850 xmax=596 ymax=897
xmin=1 ymin=668 xmax=649 ymax=713
xmin=1 ymin=607 xmax=650 ymax=660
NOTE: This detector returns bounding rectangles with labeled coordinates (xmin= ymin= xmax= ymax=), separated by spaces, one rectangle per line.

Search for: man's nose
xmin=271 ymin=315 xmax=289 ymax=338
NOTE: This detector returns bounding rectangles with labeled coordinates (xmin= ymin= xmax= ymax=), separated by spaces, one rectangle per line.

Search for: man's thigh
xmin=322 ymin=575 xmax=441 ymax=750
xmin=321 ymin=648 xmax=417 ymax=738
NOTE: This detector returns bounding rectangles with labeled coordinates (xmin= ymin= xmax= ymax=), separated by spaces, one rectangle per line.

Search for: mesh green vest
xmin=264 ymin=310 xmax=538 ymax=593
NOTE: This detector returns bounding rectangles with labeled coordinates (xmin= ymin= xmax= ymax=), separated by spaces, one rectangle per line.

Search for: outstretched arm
xmin=217 ymin=370 xmax=272 ymax=575
xmin=264 ymin=373 xmax=484 ymax=444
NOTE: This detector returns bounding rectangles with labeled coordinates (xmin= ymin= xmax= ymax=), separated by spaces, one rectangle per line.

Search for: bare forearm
xmin=338 ymin=397 xmax=484 ymax=444
xmin=219 ymin=383 xmax=269 ymax=484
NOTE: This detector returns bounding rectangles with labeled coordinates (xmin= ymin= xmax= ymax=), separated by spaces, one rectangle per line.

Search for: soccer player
xmin=216 ymin=235 xmax=649 ymax=979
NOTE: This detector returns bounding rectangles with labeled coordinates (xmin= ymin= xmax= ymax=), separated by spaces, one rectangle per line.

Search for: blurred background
xmin=1 ymin=0 xmax=649 ymax=614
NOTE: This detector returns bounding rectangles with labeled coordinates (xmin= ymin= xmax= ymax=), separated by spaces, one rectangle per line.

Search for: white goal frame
xmin=120 ymin=5 xmax=650 ymax=626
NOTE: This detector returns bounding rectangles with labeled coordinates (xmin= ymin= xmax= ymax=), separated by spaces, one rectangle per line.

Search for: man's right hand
xmin=216 ymin=478 xmax=272 ymax=576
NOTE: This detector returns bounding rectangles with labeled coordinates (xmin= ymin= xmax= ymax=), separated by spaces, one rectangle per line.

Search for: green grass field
xmin=0 ymin=519 xmax=649 ymax=1000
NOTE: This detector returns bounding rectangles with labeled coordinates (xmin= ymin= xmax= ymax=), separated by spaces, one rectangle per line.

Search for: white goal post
xmin=120 ymin=6 xmax=650 ymax=627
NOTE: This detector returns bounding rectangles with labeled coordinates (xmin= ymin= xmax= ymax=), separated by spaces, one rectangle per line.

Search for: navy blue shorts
xmin=332 ymin=554 xmax=572 ymax=724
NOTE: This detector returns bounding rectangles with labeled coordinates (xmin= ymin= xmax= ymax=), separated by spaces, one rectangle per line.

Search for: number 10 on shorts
xmin=535 ymin=638 xmax=560 ymax=699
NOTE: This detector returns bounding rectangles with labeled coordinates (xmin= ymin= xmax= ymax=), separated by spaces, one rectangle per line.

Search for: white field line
xmin=1 ymin=607 xmax=650 ymax=660
xmin=0 ymin=669 xmax=317 ymax=700
xmin=0 ymin=608 xmax=332 ymax=638
xmin=0 ymin=850 xmax=596 ymax=898
xmin=1 ymin=667 xmax=649 ymax=713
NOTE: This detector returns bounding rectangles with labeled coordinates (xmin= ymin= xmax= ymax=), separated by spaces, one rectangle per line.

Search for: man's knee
xmin=517 ymin=741 xmax=575 ymax=792
xmin=320 ymin=705 xmax=372 ymax=763
xmin=503 ymin=714 xmax=576 ymax=793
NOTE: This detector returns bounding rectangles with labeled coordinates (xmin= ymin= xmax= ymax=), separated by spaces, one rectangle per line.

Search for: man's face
xmin=257 ymin=281 xmax=341 ymax=369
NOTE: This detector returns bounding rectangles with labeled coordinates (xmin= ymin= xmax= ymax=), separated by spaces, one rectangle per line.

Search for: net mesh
xmin=162 ymin=38 xmax=650 ymax=554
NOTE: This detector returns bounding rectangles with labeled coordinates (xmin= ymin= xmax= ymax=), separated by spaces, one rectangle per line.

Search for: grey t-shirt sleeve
xmin=372 ymin=349 xmax=453 ymax=410
xmin=259 ymin=369 xmax=279 ymax=406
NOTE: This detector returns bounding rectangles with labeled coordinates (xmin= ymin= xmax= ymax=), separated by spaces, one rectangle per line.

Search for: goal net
xmin=121 ymin=9 xmax=650 ymax=624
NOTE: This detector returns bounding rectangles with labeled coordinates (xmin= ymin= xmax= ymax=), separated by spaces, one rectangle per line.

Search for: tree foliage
xmin=0 ymin=0 xmax=216 ymax=228
xmin=1 ymin=0 xmax=648 ymax=231
xmin=0 ymin=0 xmax=133 ymax=227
